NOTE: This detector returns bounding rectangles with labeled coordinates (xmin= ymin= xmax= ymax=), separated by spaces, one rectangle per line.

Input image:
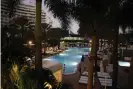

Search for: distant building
xmin=1 ymin=0 xmax=46 ymax=27
xmin=1 ymin=0 xmax=10 ymax=26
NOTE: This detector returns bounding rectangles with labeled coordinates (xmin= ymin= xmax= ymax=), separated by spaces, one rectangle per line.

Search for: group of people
xmin=98 ymin=49 xmax=112 ymax=72
xmin=77 ymin=55 xmax=89 ymax=74
xmin=76 ymin=48 xmax=113 ymax=74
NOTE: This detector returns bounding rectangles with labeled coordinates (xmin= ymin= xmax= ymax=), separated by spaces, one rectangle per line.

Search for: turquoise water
xmin=43 ymin=47 xmax=90 ymax=74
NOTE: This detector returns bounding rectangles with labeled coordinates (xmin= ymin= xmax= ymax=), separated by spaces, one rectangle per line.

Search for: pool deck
xmin=63 ymin=71 xmax=87 ymax=89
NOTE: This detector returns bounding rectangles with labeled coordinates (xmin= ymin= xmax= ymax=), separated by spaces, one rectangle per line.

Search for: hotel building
xmin=1 ymin=0 xmax=46 ymax=27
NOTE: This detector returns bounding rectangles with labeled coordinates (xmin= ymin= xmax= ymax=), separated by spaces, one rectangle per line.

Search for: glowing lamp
xmin=28 ymin=41 xmax=32 ymax=45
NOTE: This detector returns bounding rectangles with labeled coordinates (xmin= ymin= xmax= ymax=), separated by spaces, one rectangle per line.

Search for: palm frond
xmin=44 ymin=0 xmax=71 ymax=30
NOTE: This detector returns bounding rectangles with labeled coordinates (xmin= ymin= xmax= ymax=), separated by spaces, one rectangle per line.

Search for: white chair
xmin=79 ymin=76 xmax=88 ymax=84
xmin=79 ymin=76 xmax=95 ymax=85
xmin=82 ymin=71 xmax=88 ymax=76
xmin=82 ymin=71 xmax=96 ymax=76
xmin=101 ymin=82 xmax=112 ymax=86
xmin=97 ymin=72 xmax=111 ymax=78
xmin=99 ymin=78 xmax=112 ymax=86
xmin=80 ymin=76 xmax=88 ymax=79
xmin=79 ymin=79 xmax=88 ymax=84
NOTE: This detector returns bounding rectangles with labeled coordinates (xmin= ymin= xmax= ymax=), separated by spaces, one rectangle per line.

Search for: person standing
xmin=63 ymin=64 xmax=66 ymax=73
xmin=102 ymin=50 xmax=109 ymax=72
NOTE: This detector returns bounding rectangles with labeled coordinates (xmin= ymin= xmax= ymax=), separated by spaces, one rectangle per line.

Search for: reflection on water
xmin=71 ymin=62 xmax=78 ymax=66
xmin=59 ymin=53 xmax=68 ymax=56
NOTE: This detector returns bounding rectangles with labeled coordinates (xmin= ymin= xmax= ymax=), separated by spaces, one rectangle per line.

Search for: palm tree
xmin=5 ymin=0 xmax=44 ymax=88
xmin=4 ymin=0 xmax=133 ymax=89
xmin=44 ymin=0 xmax=71 ymax=30
xmin=5 ymin=0 xmax=70 ymax=88
xmin=34 ymin=0 xmax=42 ymax=70
xmin=45 ymin=1 xmax=133 ymax=89
xmin=44 ymin=1 xmax=111 ymax=89
xmin=45 ymin=0 xmax=112 ymax=88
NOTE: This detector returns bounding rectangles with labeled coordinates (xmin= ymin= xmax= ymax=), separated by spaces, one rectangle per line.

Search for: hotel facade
xmin=1 ymin=0 xmax=46 ymax=27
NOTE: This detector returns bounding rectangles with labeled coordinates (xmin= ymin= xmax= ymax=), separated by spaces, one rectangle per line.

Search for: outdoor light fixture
xmin=118 ymin=61 xmax=130 ymax=67
xmin=89 ymin=40 xmax=92 ymax=43
xmin=28 ymin=41 xmax=32 ymax=45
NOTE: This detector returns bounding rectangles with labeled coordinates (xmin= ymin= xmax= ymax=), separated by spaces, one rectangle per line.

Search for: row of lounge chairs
xmin=79 ymin=71 xmax=112 ymax=87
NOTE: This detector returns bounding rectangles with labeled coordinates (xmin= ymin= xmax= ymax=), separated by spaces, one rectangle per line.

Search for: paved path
xmin=63 ymin=71 xmax=87 ymax=89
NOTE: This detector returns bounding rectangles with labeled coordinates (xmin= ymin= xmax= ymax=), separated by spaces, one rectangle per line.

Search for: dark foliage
xmin=46 ymin=28 xmax=69 ymax=47
xmin=47 ymin=28 xmax=69 ymax=39
xmin=44 ymin=0 xmax=71 ymax=30
xmin=1 ymin=16 xmax=34 ymax=68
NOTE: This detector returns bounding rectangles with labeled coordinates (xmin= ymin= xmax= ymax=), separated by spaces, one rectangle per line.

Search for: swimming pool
xmin=43 ymin=47 xmax=90 ymax=74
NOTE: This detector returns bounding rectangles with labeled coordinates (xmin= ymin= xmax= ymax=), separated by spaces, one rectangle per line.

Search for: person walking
xmin=102 ymin=50 xmax=109 ymax=72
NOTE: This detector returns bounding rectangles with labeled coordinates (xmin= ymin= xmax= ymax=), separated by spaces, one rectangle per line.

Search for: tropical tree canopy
xmin=47 ymin=28 xmax=69 ymax=39
xmin=2 ymin=16 xmax=34 ymax=66
xmin=44 ymin=0 xmax=133 ymax=36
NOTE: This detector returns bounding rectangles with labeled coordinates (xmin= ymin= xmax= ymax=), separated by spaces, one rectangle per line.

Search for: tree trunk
xmin=112 ymin=27 xmax=119 ymax=89
xmin=95 ymin=36 xmax=99 ymax=72
xmin=87 ymin=22 xmax=97 ymax=89
xmin=35 ymin=0 xmax=43 ymax=88
xmin=87 ymin=36 xmax=96 ymax=89
xmin=35 ymin=0 xmax=42 ymax=69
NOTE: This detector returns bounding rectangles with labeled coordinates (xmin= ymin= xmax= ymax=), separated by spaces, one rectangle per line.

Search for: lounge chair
xmin=82 ymin=71 xmax=88 ymax=76
xmin=80 ymin=76 xmax=88 ymax=80
xmin=99 ymin=78 xmax=112 ymax=87
xmin=98 ymin=74 xmax=111 ymax=78
xmin=97 ymin=72 xmax=109 ymax=75
xmin=79 ymin=79 xmax=88 ymax=84
xmin=82 ymin=71 xmax=96 ymax=76
xmin=79 ymin=76 xmax=94 ymax=85
xmin=98 ymin=78 xmax=112 ymax=82
xmin=99 ymin=78 xmax=112 ymax=86
xmin=101 ymin=82 xmax=112 ymax=86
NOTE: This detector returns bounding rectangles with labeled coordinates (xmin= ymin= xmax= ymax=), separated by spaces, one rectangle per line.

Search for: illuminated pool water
xmin=43 ymin=47 xmax=130 ymax=74
xmin=43 ymin=47 xmax=90 ymax=74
